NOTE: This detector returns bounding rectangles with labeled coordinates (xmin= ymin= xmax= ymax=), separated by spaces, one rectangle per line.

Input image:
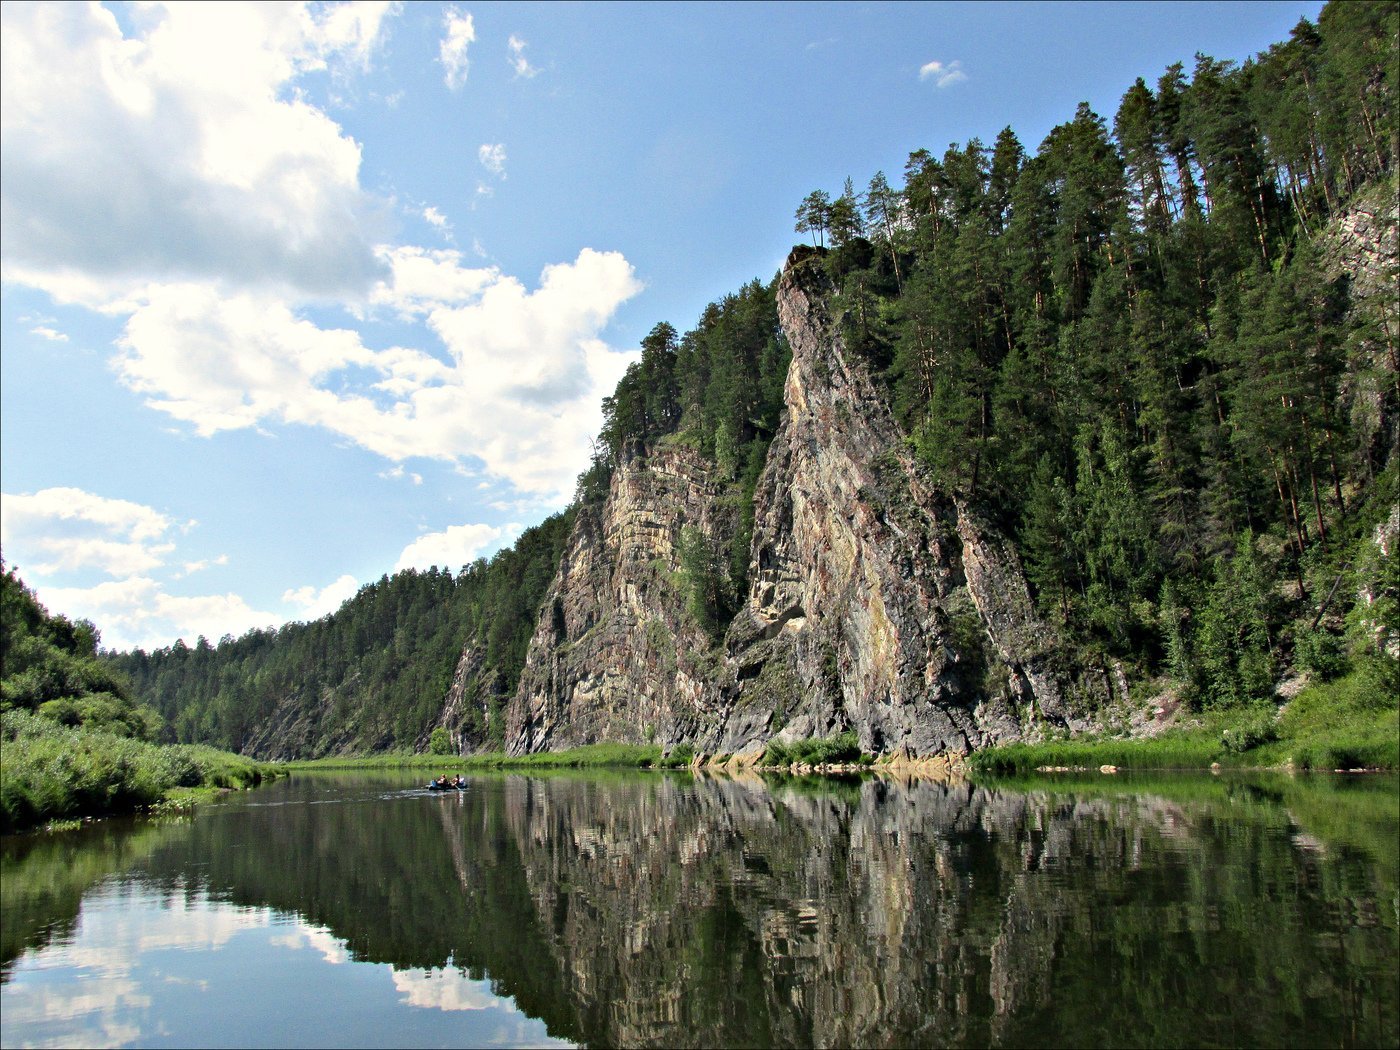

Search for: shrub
xmin=0 ymin=709 xmax=276 ymax=833
xmin=1221 ymin=707 xmax=1278 ymax=753
xmin=764 ymin=731 xmax=861 ymax=766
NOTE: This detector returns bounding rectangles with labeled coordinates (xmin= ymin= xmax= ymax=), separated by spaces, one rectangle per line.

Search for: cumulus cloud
xmin=1 ymin=487 xmax=180 ymax=577
xmin=478 ymin=143 xmax=507 ymax=178
xmin=395 ymin=522 xmax=521 ymax=572
xmin=0 ymin=486 xmax=277 ymax=648
xmin=29 ymin=325 xmax=67 ymax=342
xmin=0 ymin=2 xmax=393 ymax=305
xmin=282 ymin=573 xmax=360 ymax=619
xmin=38 ymin=576 xmax=278 ymax=650
xmin=918 ymin=59 xmax=966 ymax=88
xmin=379 ymin=465 xmax=424 ymax=485
xmin=0 ymin=0 xmax=646 ymax=649
xmin=270 ymin=924 xmax=351 ymax=966
xmin=440 ymin=8 xmax=475 ymax=90
xmin=115 ymin=249 xmax=641 ymax=499
xmin=507 ymin=35 xmax=538 ymax=78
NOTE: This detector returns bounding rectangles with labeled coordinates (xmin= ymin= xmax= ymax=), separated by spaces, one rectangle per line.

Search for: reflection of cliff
xmin=108 ymin=774 xmax=1398 ymax=1048
xmin=496 ymin=775 xmax=1398 ymax=1048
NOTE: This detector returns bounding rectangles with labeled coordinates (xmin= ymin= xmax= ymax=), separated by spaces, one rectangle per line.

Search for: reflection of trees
xmin=6 ymin=772 xmax=1396 ymax=1048
xmin=1 ymin=819 xmax=183 ymax=979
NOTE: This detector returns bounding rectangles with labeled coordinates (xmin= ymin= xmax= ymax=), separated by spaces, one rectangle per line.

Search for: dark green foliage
xmin=1 ymin=562 xmax=159 ymax=738
xmin=656 ymin=743 xmax=696 ymax=769
xmin=794 ymin=0 xmax=1397 ymax=716
xmin=676 ymin=525 xmax=734 ymax=642
xmin=109 ymin=513 xmax=575 ymax=757
xmin=763 ymin=732 xmax=861 ymax=767
xmin=1220 ymin=706 xmax=1279 ymax=753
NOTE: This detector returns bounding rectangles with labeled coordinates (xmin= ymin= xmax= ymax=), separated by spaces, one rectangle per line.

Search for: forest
xmin=100 ymin=0 xmax=1395 ymax=758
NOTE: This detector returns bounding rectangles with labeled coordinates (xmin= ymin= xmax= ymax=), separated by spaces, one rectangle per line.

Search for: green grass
xmin=1 ymin=709 xmax=282 ymax=833
xmin=970 ymin=666 xmax=1398 ymax=775
xmin=459 ymin=743 xmax=664 ymax=769
xmin=287 ymin=742 xmax=667 ymax=771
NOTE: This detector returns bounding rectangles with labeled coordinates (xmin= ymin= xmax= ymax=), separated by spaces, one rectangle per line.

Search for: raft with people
xmin=426 ymin=775 xmax=467 ymax=791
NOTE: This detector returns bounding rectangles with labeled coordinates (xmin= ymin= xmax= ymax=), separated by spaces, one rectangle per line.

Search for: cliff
xmin=498 ymin=248 xmax=1101 ymax=759
xmin=505 ymin=444 xmax=730 ymax=753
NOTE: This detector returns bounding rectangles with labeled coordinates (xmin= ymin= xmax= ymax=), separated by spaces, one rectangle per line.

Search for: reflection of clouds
xmin=268 ymin=923 xmax=350 ymax=965
xmin=2 ymin=881 xmax=271 ymax=1047
xmin=3 ymin=878 xmax=572 ymax=1050
xmin=393 ymin=966 xmax=503 ymax=1011
xmin=1 ymin=978 xmax=145 ymax=1049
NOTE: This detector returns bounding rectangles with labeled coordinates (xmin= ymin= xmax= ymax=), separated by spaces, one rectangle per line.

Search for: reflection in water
xmin=2 ymin=772 xmax=1397 ymax=1048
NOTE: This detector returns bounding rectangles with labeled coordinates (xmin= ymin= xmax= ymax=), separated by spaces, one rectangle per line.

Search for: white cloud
xmin=422 ymin=206 xmax=449 ymax=229
xmin=440 ymin=8 xmax=475 ymax=90
xmin=179 ymin=554 xmax=230 ymax=577
xmin=38 ymin=576 xmax=278 ymax=650
xmin=114 ymin=284 xmax=380 ymax=436
xmin=0 ymin=2 xmax=393 ymax=305
xmin=29 ymin=324 xmax=67 ymax=342
xmin=1 ymin=488 xmax=180 ymax=577
xmin=1 ymin=487 xmax=276 ymax=649
xmin=371 ymin=246 xmax=497 ymax=317
xmin=507 ymin=35 xmax=538 ymax=78
xmin=379 ymin=465 xmax=424 ymax=485
xmin=395 ymin=522 xmax=521 ymax=573
xmin=918 ymin=59 xmax=966 ymax=88
xmin=282 ymin=573 xmax=360 ymax=619
xmin=113 ymin=249 xmax=641 ymax=500
xmin=478 ymin=143 xmax=507 ymax=178
xmin=270 ymin=924 xmax=351 ymax=966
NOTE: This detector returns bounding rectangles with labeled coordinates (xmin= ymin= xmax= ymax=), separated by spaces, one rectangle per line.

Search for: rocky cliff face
xmin=500 ymin=247 xmax=1096 ymax=758
xmin=711 ymin=248 xmax=1097 ymax=756
xmin=505 ymin=444 xmax=730 ymax=753
xmin=1322 ymin=185 xmax=1399 ymax=476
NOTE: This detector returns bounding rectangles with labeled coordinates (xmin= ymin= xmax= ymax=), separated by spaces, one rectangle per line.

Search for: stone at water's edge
xmin=494 ymin=246 xmax=1101 ymax=758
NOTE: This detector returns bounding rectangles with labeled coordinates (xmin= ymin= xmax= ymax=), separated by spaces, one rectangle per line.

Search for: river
xmin=2 ymin=770 xmax=1396 ymax=1048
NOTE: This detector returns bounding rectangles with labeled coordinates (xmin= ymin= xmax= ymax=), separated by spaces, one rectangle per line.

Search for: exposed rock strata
xmin=1322 ymin=185 xmax=1399 ymax=472
xmin=506 ymin=445 xmax=730 ymax=753
xmin=713 ymin=247 xmax=1091 ymax=755
xmin=502 ymin=247 xmax=1093 ymax=757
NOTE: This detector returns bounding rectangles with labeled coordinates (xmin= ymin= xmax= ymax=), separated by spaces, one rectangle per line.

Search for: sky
xmin=0 ymin=0 xmax=1325 ymax=652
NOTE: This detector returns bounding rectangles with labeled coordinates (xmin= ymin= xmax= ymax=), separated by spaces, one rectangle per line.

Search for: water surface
xmin=2 ymin=770 xmax=1396 ymax=1048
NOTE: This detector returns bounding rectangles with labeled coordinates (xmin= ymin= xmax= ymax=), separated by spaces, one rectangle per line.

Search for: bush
xmin=0 ymin=709 xmax=277 ymax=833
xmin=428 ymin=727 xmax=453 ymax=755
xmin=764 ymin=731 xmax=861 ymax=766
xmin=1221 ymin=707 xmax=1278 ymax=753
xmin=656 ymin=744 xmax=696 ymax=769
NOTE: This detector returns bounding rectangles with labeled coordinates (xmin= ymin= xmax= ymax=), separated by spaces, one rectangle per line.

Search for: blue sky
xmin=1 ymin=1 xmax=1323 ymax=651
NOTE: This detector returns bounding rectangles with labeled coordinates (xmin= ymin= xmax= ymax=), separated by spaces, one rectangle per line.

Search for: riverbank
xmin=287 ymin=743 xmax=668 ymax=772
xmin=0 ymin=710 xmax=284 ymax=834
xmin=277 ymin=668 xmax=1398 ymax=781
xmin=970 ymin=670 xmax=1398 ymax=775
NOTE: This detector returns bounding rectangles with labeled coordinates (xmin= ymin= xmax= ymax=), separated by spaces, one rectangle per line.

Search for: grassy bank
xmin=970 ymin=668 xmax=1399 ymax=775
xmin=0 ymin=710 xmax=283 ymax=834
xmin=289 ymin=743 xmax=666 ymax=772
